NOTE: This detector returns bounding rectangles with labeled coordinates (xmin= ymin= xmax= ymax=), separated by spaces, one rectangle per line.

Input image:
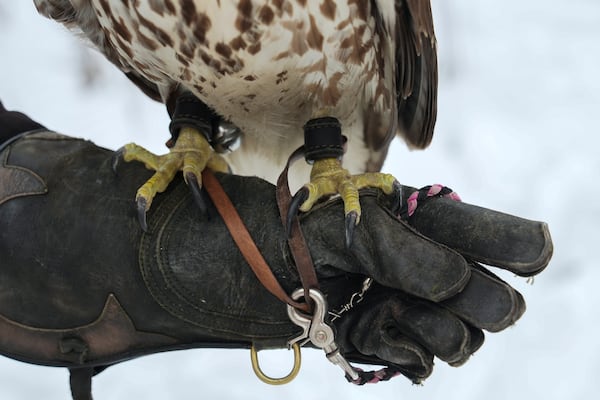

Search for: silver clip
xmin=287 ymin=297 xmax=313 ymax=347
xmin=287 ymin=288 xmax=359 ymax=381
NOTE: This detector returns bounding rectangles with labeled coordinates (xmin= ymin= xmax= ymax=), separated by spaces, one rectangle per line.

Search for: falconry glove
xmin=0 ymin=104 xmax=552 ymax=397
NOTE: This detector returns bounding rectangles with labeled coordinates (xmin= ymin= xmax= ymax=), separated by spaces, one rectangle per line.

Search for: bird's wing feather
xmin=124 ymin=72 xmax=163 ymax=103
xmin=33 ymin=0 xmax=75 ymax=24
xmin=35 ymin=0 xmax=163 ymax=104
xmin=394 ymin=0 xmax=438 ymax=149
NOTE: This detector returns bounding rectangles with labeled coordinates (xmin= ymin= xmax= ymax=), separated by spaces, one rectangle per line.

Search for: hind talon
xmin=390 ymin=180 xmax=403 ymax=215
xmin=112 ymin=147 xmax=125 ymax=174
xmin=287 ymin=187 xmax=310 ymax=237
xmin=185 ymin=171 xmax=208 ymax=214
xmin=345 ymin=211 xmax=358 ymax=248
xmin=136 ymin=196 xmax=148 ymax=232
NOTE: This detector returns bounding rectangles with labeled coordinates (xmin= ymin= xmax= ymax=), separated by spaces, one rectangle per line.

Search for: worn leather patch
xmin=0 ymin=148 xmax=47 ymax=206
xmin=0 ymin=294 xmax=177 ymax=367
xmin=0 ymin=131 xmax=86 ymax=206
xmin=138 ymin=179 xmax=298 ymax=340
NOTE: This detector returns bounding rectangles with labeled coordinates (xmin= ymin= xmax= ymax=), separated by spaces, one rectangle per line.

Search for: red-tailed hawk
xmin=34 ymin=0 xmax=437 ymax=240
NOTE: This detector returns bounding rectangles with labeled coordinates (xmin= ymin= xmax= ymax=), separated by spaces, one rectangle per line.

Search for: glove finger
xmin=358 ymin=215 xmax=471 ymax=302
xmin=304 ymin=193 xmax=471 ymax=302
xmin=405 ymin=193 xmax=553 ymax=277
xmin=383 ymin=293 xmax=484 ymax=365
xmin=448 ymin=324 xmax=485 ymax=367
xmin=340 ymin=288 xmax=484 ymax=377
xmin=347 ymin=316 xmax=434 ymax=382
xmin=442 ymin=263 xmax=526 ymax=332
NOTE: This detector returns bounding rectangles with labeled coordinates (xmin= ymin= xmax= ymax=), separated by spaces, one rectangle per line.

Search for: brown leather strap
xmin=275 ymin=147 xmax=320 ymax=308
xmin=202 ymin=170 xmax=310 ymax=313
xmin=69 ymin=368 xmax=94 ymax=400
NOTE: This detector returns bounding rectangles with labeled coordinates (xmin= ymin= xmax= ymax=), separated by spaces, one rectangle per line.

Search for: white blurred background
xmin=0 ymin=0 xmax=598 ymax=399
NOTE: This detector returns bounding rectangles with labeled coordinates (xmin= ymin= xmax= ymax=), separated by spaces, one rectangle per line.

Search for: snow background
xmin=0 ymin=0 xmax=598 ymax=398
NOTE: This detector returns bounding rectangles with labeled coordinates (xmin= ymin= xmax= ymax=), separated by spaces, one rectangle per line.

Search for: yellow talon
xmin=120 ymin=126 xmax=229 ymax=213
xmin=299 ymin=158 xmax=397 ymax=224
xmin=300 ymin=158 xmax=350 ymax=212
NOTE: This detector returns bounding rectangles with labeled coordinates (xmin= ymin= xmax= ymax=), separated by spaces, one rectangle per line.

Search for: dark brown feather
xmin=124 ymin=72 xmax=163 ymax=103
xmin=395 ymin=0 xmax=438 ymax=149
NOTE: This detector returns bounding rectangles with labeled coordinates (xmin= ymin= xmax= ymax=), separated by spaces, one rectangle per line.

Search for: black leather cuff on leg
xmin=303 ymin=117 xmax=346 ymax=162
xmin=168 ymin=94 xmax=217 ymax=143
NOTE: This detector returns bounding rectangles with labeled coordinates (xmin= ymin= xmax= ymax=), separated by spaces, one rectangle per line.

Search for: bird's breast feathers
xmin=88 ymin=1 xmax=395 ymax=131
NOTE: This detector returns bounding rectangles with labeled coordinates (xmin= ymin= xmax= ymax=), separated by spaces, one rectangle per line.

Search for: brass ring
xmin=250 ymin=343 xmax=302 ymax=385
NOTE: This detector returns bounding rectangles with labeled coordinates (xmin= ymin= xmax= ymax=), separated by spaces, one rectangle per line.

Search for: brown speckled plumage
xmin=34 ymin=0 xmax=437 ymax=183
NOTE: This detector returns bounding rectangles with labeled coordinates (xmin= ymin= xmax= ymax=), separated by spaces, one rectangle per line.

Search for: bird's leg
xmin=113 ymin=94 xmax=231 ymax=231
xmin=288 ymin=117 xmax=400 ymax=247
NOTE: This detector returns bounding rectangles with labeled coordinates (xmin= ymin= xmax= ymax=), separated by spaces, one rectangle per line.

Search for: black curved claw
xmin=136 ymin=196 xmax=148 ymax=232
xmin=111 ymin=147 xmax=125 ymax=174
xmin=287 ymin=187 xmax=310 ymax=237
xmin=390 ymin=179 xmax=403 ymax=216
xmin=184 ymin=171 xmax=208 ymax=215
xmin=345 ymin=211 xmax=359 ymax=248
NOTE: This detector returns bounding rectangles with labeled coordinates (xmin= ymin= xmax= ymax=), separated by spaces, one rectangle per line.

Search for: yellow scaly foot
xmin=289 ymin=157 xmax=400 ymax=247
xmin=114 ymin=126 xmax=229 ymax=230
